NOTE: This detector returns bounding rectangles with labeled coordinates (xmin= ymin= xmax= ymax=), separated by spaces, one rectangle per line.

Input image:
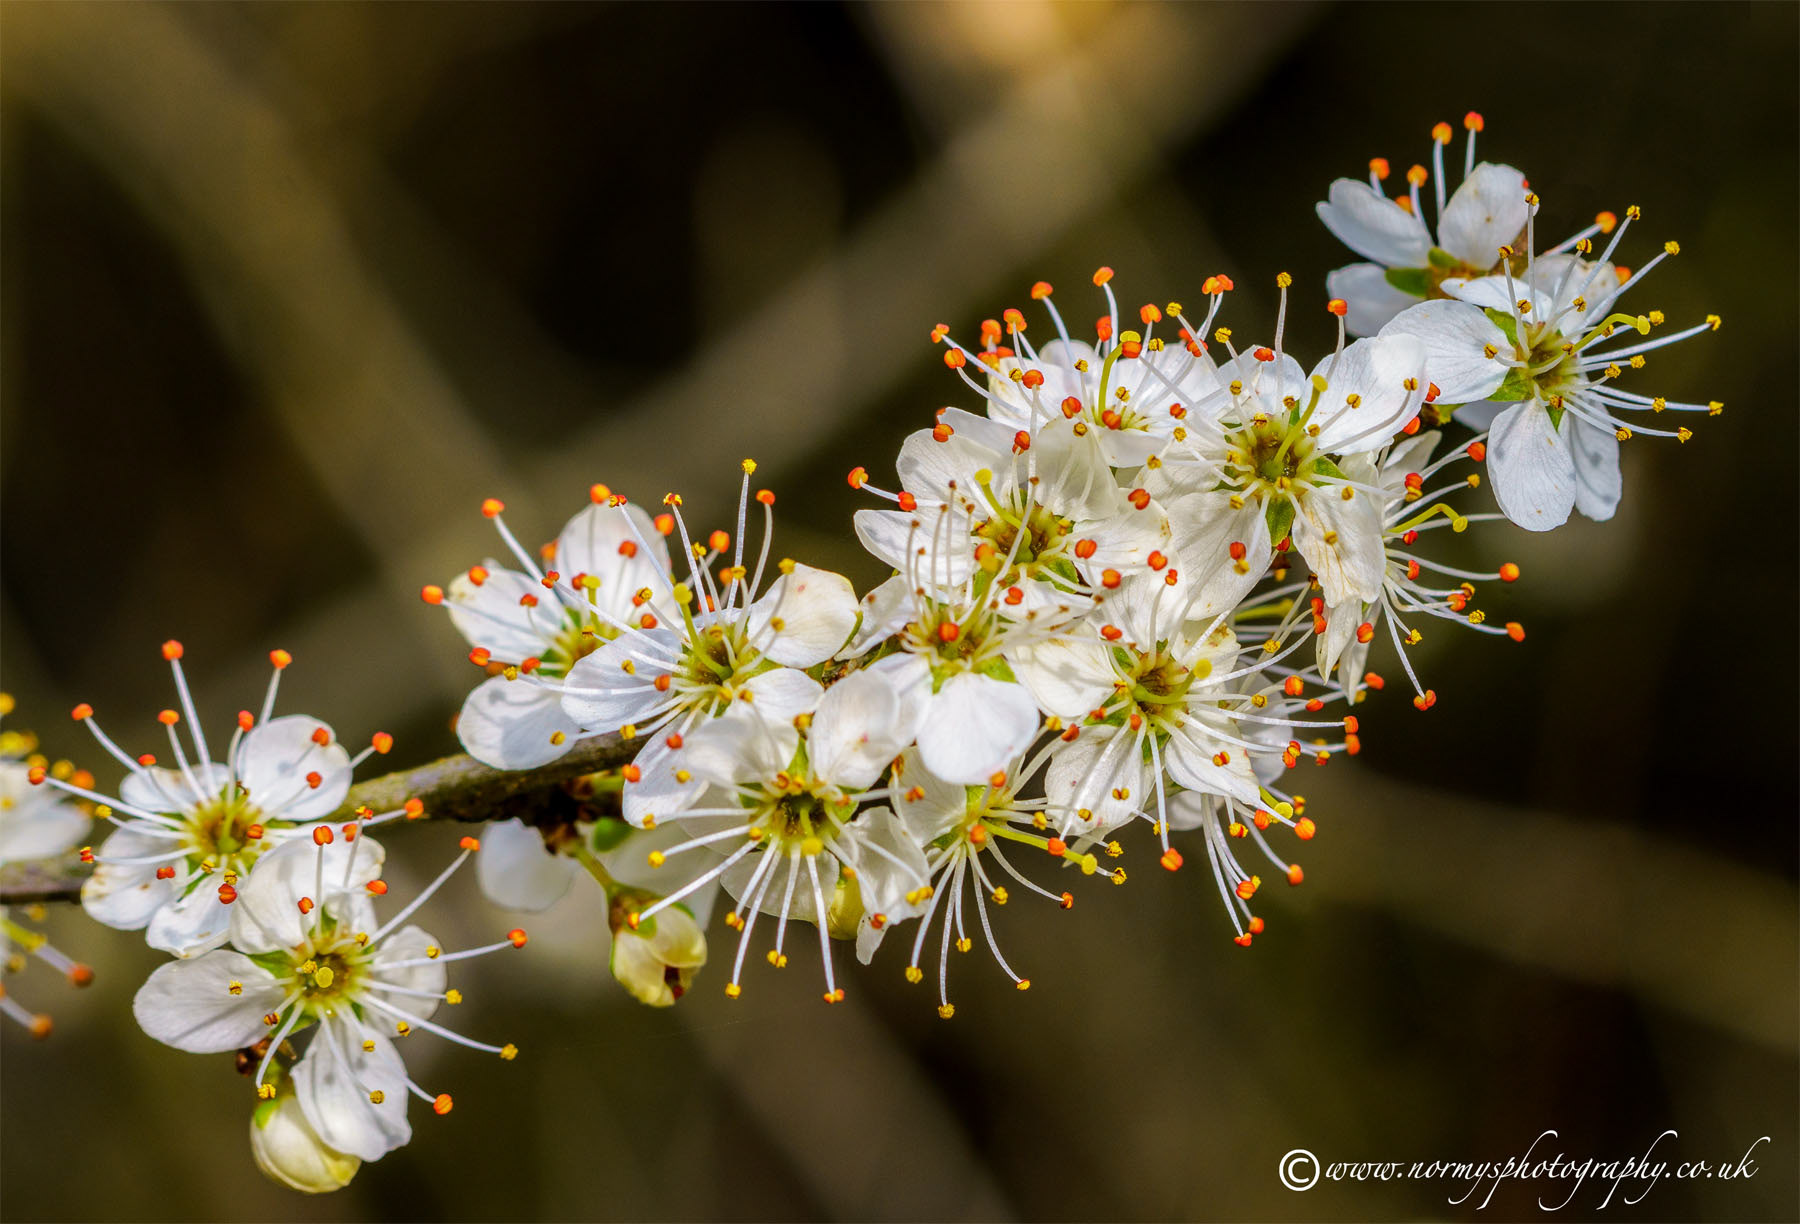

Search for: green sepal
xmin=1307 ymin=456 xmax=1346 ymax=483
xmin=1264 ymin=497 xmax=1295 ymax=544
xmin=1484 ymin=308 xmax=1520 ymax=347
xmin=1491 ymin=368 xmax=1533 ymax=402
xmin=1426 ymin=246 xmax=1462 ymax=270
xmin=1384 ymin=266 xmax=1430 ymax=297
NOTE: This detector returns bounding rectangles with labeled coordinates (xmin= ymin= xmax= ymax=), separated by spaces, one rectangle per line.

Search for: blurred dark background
xmin=2 ymin=3 xmax=1795 ymax=1220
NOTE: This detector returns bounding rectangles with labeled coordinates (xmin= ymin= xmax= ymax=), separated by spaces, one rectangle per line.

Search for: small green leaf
xmin=1384 ymin=266 xmax=1430 ymax=297
xmin=1427 ymin=246 xmax=1462 ymax=270
xmin=1307 ymin=456 xmax=1346 ymax=482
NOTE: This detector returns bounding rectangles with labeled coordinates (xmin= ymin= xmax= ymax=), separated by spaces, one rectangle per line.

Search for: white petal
xmin=1292 ymin=485 xmax=1386 ymax=608
xmin=295 ymin=1021 xmax=412 ymax=1162
xmin=809 ymin=669 xmax=906 ymax=790
xmin=231 ymin=835 xmax=386 ymax=955
xmin=1486 ymin=402 xmax=1576 ymax=532
xmin=145 ymin=878 xmax=237 ymax=958
xmin=444 ymin=565 xmax=560 ymax=662
xmin=0 ymin=770 xmax=89 ymax=863
xmin=1327 ymin=262 xmax=1420 ymax=337
xmin=842 ymin=574 xmax=914 ymax=659
xmin=1567 ymin=413 xmax=1622 ymax=522
xmin=854 ymin=508 xmax=974 ymax=589
xmin=553 ymin=501 xmax=670 ymax=589
xmin=1308 ymin=334 xmax=1429 ymax=453
xmin=370 ymin=924 xmax=447 ymax=1014
xmin=1316 ymin=178 xmax=1431 ymax=267
xmin=915 ymin=673 xmax=1040 ymax=786
xmin=680 ymin=706 xmax=796 ymax=789
xmin=845 ymin=806 xmax=931 ymax=964
xmin=251 ymin=1092 xmax=361 ymax=1194
xmin=558 ymin=628 xmax=681 ymax=732
xmin=890 ymin=749 xmax=967 ymax=845
xmin=132 ymin=951 xmax=285 ymax=1053
xmin=1008 ymin=634 xmax=1115 ymax=720
xmin=737 ymin=666 xmax=825 ymax=724
xmin=746 ymin=564 xmax=858 ymax=667
xmin=120 ymin=764 xmax=229 ymax=815
xmin=456 ymin=676 xmax=579 ymax=771
xmin=1163 ymin=721 xmax=1261 ymax=805
xmin=81 ymin=826 xmax=179 ymax=931
xmin=236 ymin=715 xmax=353 ymax=823
xmin=1437 ymin=162 xmax=1530 ymax=270
xmin=622 ymin=733 xmax=716 ymax=828
xmin=474 ymin=818 xmax=578 ymax=912
xmin=602 ymin=823 xmax=723 ymax=926
xmin=1379 ymin=299 xmax=1511 ymax=405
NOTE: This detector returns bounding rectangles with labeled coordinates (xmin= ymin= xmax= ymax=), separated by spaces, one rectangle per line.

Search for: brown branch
xmin=0 ymin=735 xmax=634 ymax=906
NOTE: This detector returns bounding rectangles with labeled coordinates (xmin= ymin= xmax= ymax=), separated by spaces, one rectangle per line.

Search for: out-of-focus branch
xmin=0 ymin=735 xmax=633 ymax=906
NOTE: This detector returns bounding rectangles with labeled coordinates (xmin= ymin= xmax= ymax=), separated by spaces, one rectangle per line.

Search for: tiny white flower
xmin=557 ymin=465 xmax=857 ymax=828
xmin=426 ymin=491 xmax=677 ymax=771
xmin=131 ymin=829 xmax=523 ymax=1163
xmin=1382 ymin=202 xmax=1716 ymax=530
xmin=1318 ymin=113 xmax=1531 ymax=335
xmin=32 ymin=644 xmax=398 ymax=959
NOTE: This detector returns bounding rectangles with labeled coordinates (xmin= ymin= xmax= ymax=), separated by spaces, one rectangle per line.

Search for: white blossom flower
xmin=872 ymin=745 xmax=1118 ymax=1016
xmin=424 ymin=490 xmax=676 ymax=770
xmin=1381 ymin=202 xmax=1718 ymax=530
xmin=1313 ymin=430 xmax=1524 ymax=708
xmin=131 ymin=828 xmax=522 ymax=1163
xmin=30 ymin=644 xmax=400 ymax=958
xmin=621 ymin=670 xmax=923 ymax=1003
xmin=0 ymin=699 xmax=96 ymax=1036
xmin=1318 ymin=113 xmax=1531 ymax=335
xmin=557 ymin=464 xmax=857 ymax=828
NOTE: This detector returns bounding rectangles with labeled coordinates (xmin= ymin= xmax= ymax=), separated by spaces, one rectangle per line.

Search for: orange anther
xmin=1233 ymin=933 xmax=1253 ymax=947
xmin=1045 ymin=838 xmax=1067 ymax=858
xmin=1073 ymin=539 xmax=1097 ymax=560
xmin=371 ymin=732 xmax=394 ymax=755
xmin=1248 ymin=916 xmax=1266 ymax=935
xmin=1369 ymin=157 xmax=1390 ymax=180
xmin=161 ymin=640 xmax=184 ymax=661
xmin=589 ymin=483 xmax=613 ymax=504
xmin=1499 ymin=562 xmax=1520 ymax=583
xmin=1327 ymin=298 xmax=1347 ymax=317
xmin=1287 ymin=864 xmax=1304 ymax=886
xmin=1003 ymin=307 xmax=1027 ymax=331
xmin=1283 ymin=676 xmax=1305 ymax=697
xmin=638 ymin=613 xmax=658 ymax=630
xmin=1406 ymin=164 xmax=1428 ymax=187
xmin=1147 ymin=550 xmax=1167 ymax=571
xmin=1160 ymin=848 xmax=1183 ymax=872
xmin=480 ymin=498 xmax=505 ymax=518
xmin=1463 ymin=111 xmax=1484 ymax=132
xmin=421 ymin=585 xmax=445 ymax=605
xmin=1253 ymin=347 xmax=1275 ymax=363
xmin=433 ymin=1094 xmax=453 ymax=1116
xmin=1097 ymin=570 xmax=1120 ymax=590
xmin=459 ymin=836 xmax=481 ymax=852
xmin=71 ymin=703 xmax=93 ymax=721
xmin=403 ymin=798 xmax=425 ymax=820
xmin=931 ymin=423 xmax=954 ymax=443
xmin=1004 ymin=586 xmax=1023 ymax=605
xmin=507 ymin=929 xmax=528 ymax=948
xmin=1127 ymin=487 xmax=1151 ymax=510
xmin=1139 ymin=303 xmax=1162 ymax=324
xmin=1364 ymin=671 xmax=1385 ymax=691
xmin=1425 ymin=382 xmax=1442 ymax=403
xmin=896 ymin=492 xmax=918 ymax=512
xmin=1100 ymin=625 xmax=1123 ymax=642
xmin=244 ymin=824 xmax=265 ymax=840
xmin=1059 ymin=892 xmax=1075 ymax=909
xmin=1013 ymin=430 xmax=1031 ymax=453
xmin=1021 ymin=369 xmax=1044 ymax=390
xmin=1506 ymin=622 xmax=1526 ymax=642
xmin=1061 ymin=396 xmax=1083 ymax=419
xmin=708 ymin=530 xmax=730 ymax=554
xmin=136 ymin=754 xmax=156 ymax=767
xmin=930 ymin=323 xmax=950 ymax=343
xmin=1432 ymin=121 xmax=1453 ymax=144
xmin=622 ymin=764 xmax=642 ymax=783
xmin=156 ymin=866 xmax=176 ymax=879
xmin=936 ymin=621 xmax=961 ymax=643
xmin=366 ymin=880 xmax=388 ymax=895
xmin=1228 ymin=540 xmax=1247 ymax=562
xmin=1092 ymin=266 xmax=1114 ymax=286
xmin=218 ymin=883 xmax=238 ymax=904
xmin=1294 ymin=817 xmax=1316 ymax=841
xmin=297 ymin=897 xmax=314 ymax=914
xmin=468 ymin=648 xmax=492 ymax=668
xmin=1031 ymin=280 xmax=1054 ymax=299
xmin=1467 ymin=441 xmax=1487 ymax=462
xmin=313 ymin=826 xmax=334 ymax=846
xmin=1595 ymin=210 xmax=1618 ymax=234
xmin=943 ymin=348 xmax=966 ymax=370
xmin=653 ymin=513 xmax=675 ymax=536
xmin=1095 ymin=316 xmax=1113 ymax=342
xmin=756 ymin=489 xmax=775 ymax=506
xmin=1413 ymin=689 xmax=1438 ymax=711
xmin=1355 ymin=622 xmax=1375 ymax=644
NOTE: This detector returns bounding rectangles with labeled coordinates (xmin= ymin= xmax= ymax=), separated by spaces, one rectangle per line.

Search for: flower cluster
xmin=7 ymin=113 xmax=1717 ymax=1196
xmin=426 ymin=116 xmax=1714 ymax=1019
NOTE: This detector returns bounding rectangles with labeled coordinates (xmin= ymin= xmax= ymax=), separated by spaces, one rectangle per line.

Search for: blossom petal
xmin=746 ymin=564 xmax=858 ymax=667
xmin=231 ymin=835 xmax=386 ymax=955
xmin=236 ymin=715 xmax=352 ymax=823
xmin=81 ymin=827 xmax=180 ymax=931
xmin=132 ymin=951 xmax=285 ymax=1053
xmin=295 ymin=1021 xmax=412 ymax=1162
xmin=1567 ymin=412 xmax=1622 ymax=522
xmin=809 ymin=670 xmax=906 ymax=791
xmin=1327 ymin=262 xmax=1420 ymax=337
xmin=1438 ymin=162 xmax=1529 ymax=270
xmin=559 ymin=627 xmax=681 ymax=732
xmin=916 ymin=673 xmax=1040 ymax=786
xmin=1293 ymin=484 xmax=1386 ymax=608
xmin=1486 ymin=402 xmax=1576 ymax=531
xmin=1008 ymin=634 xmax=1115 ymax=720
xmin=1308 ymin=334 xmax=1429 ymax=453
xmin=444 ymin=565 xmax=559 ymax=662
xmin=474 ymin=818 xmax=578 ymax=912
xmin=1316 ymin=178 xmax=1431 ymax=267
xmin=457 ymin=676 xmax=579 ymax=771
xmin=145 ymin=877 xmax=237 ymax=958
xmin=370 ymin=924 xmax=447 ymax=1016
xmin=1379 ymin=299 xmax=1511 ymax=404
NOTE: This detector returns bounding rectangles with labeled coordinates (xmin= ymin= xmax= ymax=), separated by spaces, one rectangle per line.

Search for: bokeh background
xmin=2 ymin=3 xmax=1795 ymax=1220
